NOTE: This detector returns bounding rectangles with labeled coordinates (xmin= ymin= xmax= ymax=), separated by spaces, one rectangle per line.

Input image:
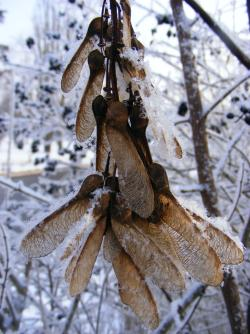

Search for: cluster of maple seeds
xmin=21 ymin=0 xmax=244 ymax=329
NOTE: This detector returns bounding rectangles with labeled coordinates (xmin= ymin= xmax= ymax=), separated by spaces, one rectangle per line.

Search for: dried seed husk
xmin=159 ymin=194 xmax=223 ymax=286
xmin=21 ymin=197 xmax=90 ymax=258
xmin=61 ymin=17 xmax=105 ymax=93
xmin=92 ymin=95 xmax=115 ymax=173
xmin=21 ymin=174 xmax=103 ymax=258
xmin=76 ymin=50 xmax=105 ymax=142
xmin=111 ymin=212 xmax=185 ymax=292
xmin=186 ymin=209 xmax=243 ymax=265
xmin=69 ymin=216 xmax=106 ymax=296
xmin=130 ymin=105 xmax=152 ymax=164
xmin=120 ymin=0 xmax=132 ymax=48
xmin=106 ymin=102 xmax=154 ymax=218
xmin=106 ymin=227 xmax=159 ymax=329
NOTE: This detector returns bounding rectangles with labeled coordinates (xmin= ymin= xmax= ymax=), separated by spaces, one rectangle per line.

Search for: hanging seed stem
xmin=109 ymin=0 xmax=119 ymax=101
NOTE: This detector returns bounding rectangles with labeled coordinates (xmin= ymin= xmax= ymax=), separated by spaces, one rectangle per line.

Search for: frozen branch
xmin=174 ymin=294 xmax=203 ymax=333
xmin=241 ymin=209 xmax=250 ymax=247
xmin=214 ymin=128 xmax=245 ymax=180
xmin=202 ymin=71 xmax=250 ymax=119
xmin=0 ymin=176 xmax=50 ymax=204
xmin=61 ymin=295 xmax=80 ymax=334
xmin=154 ymin=283 xmax=206 ymax=334
xmin=227 ymin=163 xmax=245 ymax=221
xmin=184 ymin=0 xmax=250 ymax=69
xmin=0 ymin=224 xmax=9 ymax=309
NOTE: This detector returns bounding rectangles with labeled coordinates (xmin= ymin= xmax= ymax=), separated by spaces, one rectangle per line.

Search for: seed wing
xmin=106 ymin=125 xmax=154 ymax=218
xmin=76 ymin=69 xmax=105 ymax=142
xmin=186 ymin=209 xmax=243 ymax=265
xmin=107 ymin=227 xmax=159 ymax=329
xmin=132 ymin=216 xmax=179 ymax=263
xmin=159 ymin=194 xmax=223 ymax=286
xmin=111 ymin=216 xmax=185 ymax=292
xmin=121 ymin=0 xmax=132 ymax=47
xmin=21 ymin=197 xmax=90 ymax=258
xmin=96 ymin=121 xmax=114 ymax=173
xmin=61 ymin=38 xmax=94 ymax=93
xmin=69 ymin=217 xmax=106 ymax=296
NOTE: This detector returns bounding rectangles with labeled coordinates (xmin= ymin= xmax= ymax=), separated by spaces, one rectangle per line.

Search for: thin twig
xmin=154 ymin=283 xmax=205 ymax=334
xmin=0 ymin=176 xmax=50 ymax=204
xmin=61 ymin=295 xmax=80 ymax=334
xmin=202 ymin=71 xmax=250 ymax=119
xmin=0 ymin=224 xmax=9 ymax=309
xmin=227 ymin=163 xmax=245 ymax=221
xmin=96 ymin=267 xmax=112 ymax=334
xmin=175 ymin=294 xmax=203 ymax=334
xmin=184 ymin=0 xmax=250 ymax=69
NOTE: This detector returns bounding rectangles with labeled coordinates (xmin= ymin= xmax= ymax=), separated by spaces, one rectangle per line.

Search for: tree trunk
xmin=170 ymin=0 xmax=246 ymax=333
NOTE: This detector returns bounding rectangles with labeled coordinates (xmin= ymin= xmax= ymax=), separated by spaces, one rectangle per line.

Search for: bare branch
xmin=154 ymin=283 xmax=205 ymax=334
xmin=0 ymin=176 xmax=50 ymax=204
xmin=61 ymin=295 xmax=80 ymax=334
xmin=184 ymin=0 xmax=250 ymax=69
xmin=202 ymin=71 xmax=250 ymax=119
xmin=227 ymin=163 xmax=245 ymax=221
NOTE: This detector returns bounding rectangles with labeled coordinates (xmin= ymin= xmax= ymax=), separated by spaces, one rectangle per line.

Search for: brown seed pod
xmin=159 ymin=194 xmax=223 ymax=286
xmin=112 ymin=212 xmax=185 ymax=292
xmin=75 ymin=50 xmax=105 ymax=142
xmin=78 ymin=173 xmax=104 ymax=197
xmin=92 ymin=95 xmax=112 ymax=173
xmin=21 ymin=197 xmax=90 ymax=258
xmin=130 ymin=105 xmax=152 ymax=164
xmin=185 ymin=209 xmax=243 ymax=265
xmin=69 ymin=216 xmax=107 ymax=296
xmin=61 ymin=17 xmax=106 ymax=93
xmin=106 ymin=101 xmax=129 ymax=129
xmin=149 ymin=162 xmax=170 ymax=194
xmin=106 ymin=102 xmax=154 ymax=218
xmin=21 ymin=174 xmax=103 ymax=258
xmin=120 ymin=0 xmax=132 ymax=48
xmin=104 ymin=226 xmax=159 ymax=329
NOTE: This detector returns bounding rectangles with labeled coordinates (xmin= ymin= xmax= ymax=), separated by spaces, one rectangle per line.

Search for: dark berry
xmin=226 ymin=113 xmax=234 ymax=119
xmin=74 ymin=144 xmax=83 ymax=151
xmin=231 ymin=96 xmax=240 ymax=103
xmin=151 ymin=28 xmax=157 ymax=35
xmin=68 ymin=20 xmax=77 ymax=28
xmin=26 ymin=37 xmax=35 ymax=49
xmin=156 ymin=14 xmax=173 ymax=26
xmin=69 ymin=153 xmax=77 ymax=161
xmin=17 ymin=141 xmax=24 ymax=150
xmin=244 ymin=115 xmax=250 ymax=125
xmin=49 ymin=58 xmax=62 ymax=72
xmin=64 ymin=44 xmax=69 ymax=51
xmin=240 ymin=106 xmax=249 ymax=114
xmin=178 ymin=102 xmax=188 ymax=116
xmin=52 ymin=33 xmax=60 ymax=40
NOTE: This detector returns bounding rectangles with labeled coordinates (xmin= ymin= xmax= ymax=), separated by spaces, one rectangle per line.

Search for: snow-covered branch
xmin=0 ymin=176 xmax=50 ymax=204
